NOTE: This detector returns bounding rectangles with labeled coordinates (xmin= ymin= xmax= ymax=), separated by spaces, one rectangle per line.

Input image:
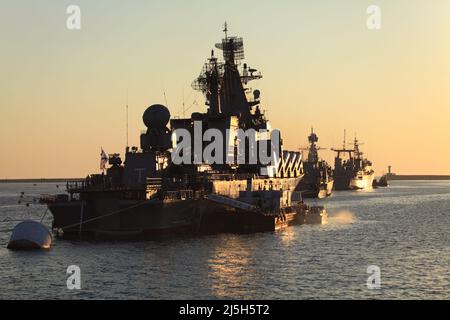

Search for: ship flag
xmin=100 ymin=148 xmax=108 ymax=170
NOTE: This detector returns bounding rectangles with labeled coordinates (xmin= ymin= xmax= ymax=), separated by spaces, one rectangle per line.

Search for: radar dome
xmin=143 ymin=104 xmax=170 ymax=129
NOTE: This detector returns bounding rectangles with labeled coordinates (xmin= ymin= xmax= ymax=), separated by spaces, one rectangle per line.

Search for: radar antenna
xmin=215 ymin=23 xmax=245 ymax=63
xmin=192 ymin=24 xmax=263 ymax=118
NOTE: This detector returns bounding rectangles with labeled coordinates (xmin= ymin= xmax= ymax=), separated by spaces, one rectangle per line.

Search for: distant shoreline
xmin=0 ymin=178 xmax=84 ymax=183
xmin=1 ymin=176 xmax=450 ymax=183
xmin=387 ymin=175 xmax=450 ymax=181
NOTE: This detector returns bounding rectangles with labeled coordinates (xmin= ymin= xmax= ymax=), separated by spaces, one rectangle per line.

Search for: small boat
xmin=7 ymin=220 xmax=52 ymax=250
xmin=377 ymin=175 xmax=389 ymax=187
xmin=372 ymin=175 xmax=388 ymax=188
xmin=305 ymin=206 xmax=327 ymax=224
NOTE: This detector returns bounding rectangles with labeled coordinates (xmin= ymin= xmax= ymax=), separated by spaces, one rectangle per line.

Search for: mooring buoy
xmin=7 ymin=220 xmax=52 ymax=250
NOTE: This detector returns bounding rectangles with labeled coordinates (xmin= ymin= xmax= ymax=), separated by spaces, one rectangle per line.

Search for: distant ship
xmin=42 ymin=25 xmax=327 ymax=240
xmin=333 ymin=133 xmax=374 ymax=191
xmin=296 ymin=128 xmax=333 ymax=198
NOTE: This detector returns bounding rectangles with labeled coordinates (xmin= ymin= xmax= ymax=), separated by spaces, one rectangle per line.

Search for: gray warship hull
xmin=333 ymin=136 xmax=375 ymax=191
xmin=49 ymin=177 xmax=305 ymax=240
xmin=349 ymin=173 xmax=374 ymax=190
xmin=297 ymin=129 xmax=334 ymax=199
xmin=298 ymin=179 xmax=333 ymax=198
xmin=50 ymin=200 xmax=304 ymax=240
xmin=50 ymin=199 xmax=198 ymax=239
xmin=333 ymin=175 xmax=351 ymax=190
xmin=334 ymin=172 xmax=374 ymax=191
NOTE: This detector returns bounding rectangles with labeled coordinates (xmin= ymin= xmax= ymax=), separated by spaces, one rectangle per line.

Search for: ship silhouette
xmin=296 ymin=128 xmax=334 ymax=198
xmin=332 ymin=132 xmax=374 ymax=191
xmin=44 ymin=25 xmax=327 ymax=240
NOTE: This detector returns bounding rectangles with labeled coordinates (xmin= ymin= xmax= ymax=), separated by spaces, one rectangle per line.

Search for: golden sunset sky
xmin=1 ymin=0 xmax=449 ymax=178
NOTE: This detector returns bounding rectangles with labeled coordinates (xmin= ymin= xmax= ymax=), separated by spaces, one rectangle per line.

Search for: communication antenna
xmin=223 ymin=21 xmax=228 ymax=39
xmin=126 ymin=90 xmax=129 ymax=148
xmin=182 ymin=88 xmax=186 ymax=118
xmin=163 ymin=90 xmax=168 ymax=106
xmin=343 ymin=129 xmax=346 ymax=149
xmin=161 ymin=78 xmax=169 ymax=107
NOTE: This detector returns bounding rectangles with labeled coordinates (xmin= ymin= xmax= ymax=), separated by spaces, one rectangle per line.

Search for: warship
xmin=43 ymin=25 xmax=326 ymax=240
xmin=296 ymin=128 xmax=333 ymax=198
xmin=332 ymin=132 xmax=374 ymax=191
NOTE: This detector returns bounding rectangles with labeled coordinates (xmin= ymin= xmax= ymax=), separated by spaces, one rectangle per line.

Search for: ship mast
xmin=332 ymin=129 xmax=354 ymax=159
xmin=343 ymin=129 xmax=346 ymax=149
xmin=223 ymin=21 xmax=228 ymax=40
xmin=307 ymin=127 xmax=319 ymax=163
xmin=353 ymin=136 xmax=364 ymax=160
xmin=191 ymin=23 xmax=262 ymax=127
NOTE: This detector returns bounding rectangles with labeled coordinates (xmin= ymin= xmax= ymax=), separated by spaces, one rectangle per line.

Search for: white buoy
xmin=7 ymin=220 xmax=52 ymax=250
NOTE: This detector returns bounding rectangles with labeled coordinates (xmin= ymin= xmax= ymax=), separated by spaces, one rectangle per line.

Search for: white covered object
xmin=7 ymin=220 xmax=52 ymax=250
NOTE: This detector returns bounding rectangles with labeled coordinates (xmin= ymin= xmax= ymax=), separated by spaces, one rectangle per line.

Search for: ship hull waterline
xmin=349 ymin=174 xmax=375 ymax=190
xmin=334 ymin=173 xmax=374 ymax=191
xmin=49 ymin=198 xmax=306 ymax=240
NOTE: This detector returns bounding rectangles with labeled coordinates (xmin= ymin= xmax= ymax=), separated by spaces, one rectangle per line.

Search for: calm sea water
xmin=0 ymin=181 xmax=448 ymax=300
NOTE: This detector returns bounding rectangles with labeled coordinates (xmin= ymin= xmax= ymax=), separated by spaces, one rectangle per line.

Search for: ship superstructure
xmin=333 ymin=132 xmax=374 ymax=191
xmin=296 ymin=128 xmax=333 ymax=198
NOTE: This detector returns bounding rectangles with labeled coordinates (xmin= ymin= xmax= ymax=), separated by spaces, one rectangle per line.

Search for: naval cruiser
xmin=333 ymin=133 xmax=374 ymax=191
xmin=296 ymin=128 xmax=333 ymax=198
xmin=43 ymin=25 xmax=325 ymax=240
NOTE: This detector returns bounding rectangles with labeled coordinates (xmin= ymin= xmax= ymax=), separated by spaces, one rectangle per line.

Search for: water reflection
xmin=277 ymin=227 xmax=297 ymax=246
xmin=1 ymin=182 xmax=449 ymax=299
xmin=208 ymin=235 xmax=259 ymax=298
